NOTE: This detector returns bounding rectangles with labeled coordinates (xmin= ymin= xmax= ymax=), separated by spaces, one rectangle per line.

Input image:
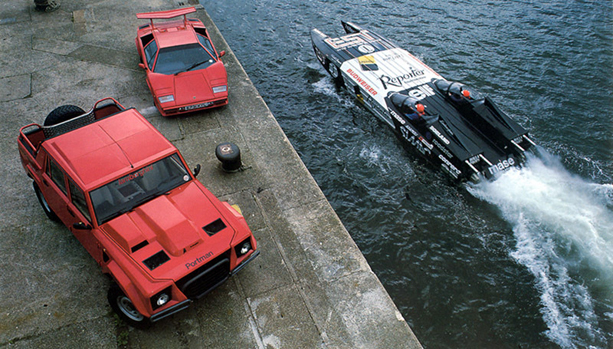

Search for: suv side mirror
xmin=138 ymin=63 xmax=146 ymax=70
xmin=193 ymin=164 xmax=201 ymax=178
xmin=219 ymin=50 xmax=226 ymax=58
xmin=73 ymin=222 xmax=92 ymax=230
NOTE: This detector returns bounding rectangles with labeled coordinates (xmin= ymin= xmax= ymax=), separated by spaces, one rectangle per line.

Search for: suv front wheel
xmin=108 ymin=283 xmax=151 ymax=329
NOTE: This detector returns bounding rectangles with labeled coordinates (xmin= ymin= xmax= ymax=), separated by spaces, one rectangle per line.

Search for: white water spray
xmin=467 ymin=150 xmax=613 ymax=348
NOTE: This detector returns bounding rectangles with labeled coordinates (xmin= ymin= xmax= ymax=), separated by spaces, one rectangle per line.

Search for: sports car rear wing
xmin=136 ymin=7 xmax=196 ymax=29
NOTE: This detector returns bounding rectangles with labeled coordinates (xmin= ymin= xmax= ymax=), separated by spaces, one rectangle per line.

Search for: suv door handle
xmin=42 ymin=178 xmax=49 ymax=186
xmin=67 ymin=207 xmax=75 ymax=217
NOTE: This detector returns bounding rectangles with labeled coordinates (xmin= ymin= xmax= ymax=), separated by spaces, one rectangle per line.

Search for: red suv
xmin=18 ymin=98 xmax=259 ymax=327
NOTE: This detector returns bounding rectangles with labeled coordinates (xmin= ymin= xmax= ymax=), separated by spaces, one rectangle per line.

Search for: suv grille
xmin=177 ymin=251 xmax=230 ymax=299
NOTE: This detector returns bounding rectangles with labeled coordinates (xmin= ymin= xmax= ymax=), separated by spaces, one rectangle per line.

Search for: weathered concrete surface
xmin=0 ymin=0 xmax=422 ymax=348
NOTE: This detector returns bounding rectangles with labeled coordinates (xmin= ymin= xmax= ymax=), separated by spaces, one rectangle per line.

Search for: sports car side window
xmin=144 ymin=39 xmax=158 ymax=70
xmin=47 ymin=158 xmax=67 ymax=194
xmin=197 ymin=34 xmax=216 ymax=59
xmin=68 ymin=178 xmax=91 ymax=223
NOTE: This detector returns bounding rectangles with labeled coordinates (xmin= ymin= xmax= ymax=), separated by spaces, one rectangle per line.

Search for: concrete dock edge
xmin=0 ymin=0 xmax=422 ymax=348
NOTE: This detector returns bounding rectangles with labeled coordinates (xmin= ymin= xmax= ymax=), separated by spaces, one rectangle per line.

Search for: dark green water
xmin=203 ymin=1 xmax=612 ymax=347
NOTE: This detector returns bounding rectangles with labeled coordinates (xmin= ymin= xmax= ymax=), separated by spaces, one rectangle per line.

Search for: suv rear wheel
xmin=44 ymin=105 xmax=85 ymax=126
xmin=108 ymin=283 xmax=151 ymax=329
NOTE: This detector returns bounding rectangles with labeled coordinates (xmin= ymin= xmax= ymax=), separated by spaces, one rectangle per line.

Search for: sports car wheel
xmin=43 ymin=105 xmax=85 ymax=126
xmin=33 ymin=182 xmax=59 ymax=222
xmin=108 ymin=284 xmax=151 ymax=329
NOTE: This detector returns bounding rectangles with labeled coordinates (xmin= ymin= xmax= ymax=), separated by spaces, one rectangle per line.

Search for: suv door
xmin=41 ymin=155 xmax=73 ymax=224
xmin=67 ymin=178 xmax=102 ymax=262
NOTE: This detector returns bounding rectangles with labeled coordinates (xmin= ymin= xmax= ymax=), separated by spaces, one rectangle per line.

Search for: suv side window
xmin=47 ymin=158 xmax=67 ymax=194
xmin=69 ymin=178 xmax=91 ymax=223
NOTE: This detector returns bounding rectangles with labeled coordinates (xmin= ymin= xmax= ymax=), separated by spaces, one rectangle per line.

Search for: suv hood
xmin=101 ymin=181 xmax=235 ymax=272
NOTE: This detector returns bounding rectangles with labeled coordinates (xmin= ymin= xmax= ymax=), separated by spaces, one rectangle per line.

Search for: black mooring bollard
xmin=215 ymin=142 xmax=242 ymax=172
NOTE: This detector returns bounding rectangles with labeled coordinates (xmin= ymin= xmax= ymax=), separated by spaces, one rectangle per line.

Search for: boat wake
xmin=467 ymin=149 xmax=613 ymax=348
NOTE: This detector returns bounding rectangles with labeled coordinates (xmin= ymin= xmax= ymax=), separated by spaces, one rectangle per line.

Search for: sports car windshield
xmin=153 ymin=43 xmax=215 ymax=75
xmin=90 ymin=153 xmax=191 ymax=225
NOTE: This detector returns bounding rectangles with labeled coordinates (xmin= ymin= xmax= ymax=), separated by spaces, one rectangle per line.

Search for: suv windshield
xmin=153 ymin=43 xmax=215 ymax=75
xmin=90 ymin=154 xmax=190 ymax=225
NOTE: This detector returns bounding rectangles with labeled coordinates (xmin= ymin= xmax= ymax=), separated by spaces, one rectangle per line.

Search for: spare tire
xmin=44 ymin=105 xmax=85 ymax=126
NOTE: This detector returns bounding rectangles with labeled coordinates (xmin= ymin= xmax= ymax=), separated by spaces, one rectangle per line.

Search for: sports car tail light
xmin=212 ymin=85 xmax=227 ymax=94
xmin=158 ymin=95 xmax=174 ymax=103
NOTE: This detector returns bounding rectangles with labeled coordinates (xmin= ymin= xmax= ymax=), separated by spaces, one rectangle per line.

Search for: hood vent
xmin=203 ymin=218 xmax=226 ymax=236
xmin=131 ymin=240 xmax=149 ymax=253
xmin=143 ymin=251 xmax=170 ymax=271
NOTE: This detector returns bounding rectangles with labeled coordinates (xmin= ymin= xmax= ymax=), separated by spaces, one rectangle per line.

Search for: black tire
xmin=43 ymin=105 xmax=85 ymax=126
xmin=33 ymin=182 xmax=59 ymax=222
xmin=108 ymin=283 xmax=151 ymax=329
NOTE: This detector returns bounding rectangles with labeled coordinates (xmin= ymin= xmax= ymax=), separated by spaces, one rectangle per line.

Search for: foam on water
xmin=467 ymin=150 xmax=613 ymax=348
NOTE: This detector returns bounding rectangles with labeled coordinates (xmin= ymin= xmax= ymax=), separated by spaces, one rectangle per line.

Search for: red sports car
xmin=135 ymin=7 xmax=228 ymax=117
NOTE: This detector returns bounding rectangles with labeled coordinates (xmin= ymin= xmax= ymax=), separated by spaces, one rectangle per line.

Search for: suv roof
xmin=44 ymin=108 xmax=176 ymax=190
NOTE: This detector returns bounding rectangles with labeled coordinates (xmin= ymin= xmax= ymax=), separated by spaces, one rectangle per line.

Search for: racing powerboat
xmin=311 ymin=21 xmax=535 ymax=182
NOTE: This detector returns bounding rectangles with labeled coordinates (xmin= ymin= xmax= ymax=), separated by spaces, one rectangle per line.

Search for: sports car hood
xmin=101 ymin=181 xmax=235 ymax=270
xmin=174 ymin=73 xmax=212 ymax=105
xmin=149 ymin=63 xmax=227 ymax=105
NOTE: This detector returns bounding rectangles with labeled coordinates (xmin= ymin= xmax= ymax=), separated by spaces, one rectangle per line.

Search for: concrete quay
xmin=0 ymin=0 xmax=422 ymax=348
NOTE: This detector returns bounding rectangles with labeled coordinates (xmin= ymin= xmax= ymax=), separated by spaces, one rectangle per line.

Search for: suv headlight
xmin=151 ymin=287 xmax=172 ymax=310
xmin=235 ymin=238 xmax=252 ymax=258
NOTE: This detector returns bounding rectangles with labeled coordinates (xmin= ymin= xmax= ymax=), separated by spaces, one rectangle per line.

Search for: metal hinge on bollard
xmin=34 ymin=0 xmax=60 ymax=12
xmin=216 ymin=142 xmax=246 ymax=172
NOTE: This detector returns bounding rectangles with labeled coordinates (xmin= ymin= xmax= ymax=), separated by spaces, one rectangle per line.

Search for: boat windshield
xmin=153 ymin=43 xmax=215 ymax=75
xmin=90 ymin=153 xmax=191 ymax=225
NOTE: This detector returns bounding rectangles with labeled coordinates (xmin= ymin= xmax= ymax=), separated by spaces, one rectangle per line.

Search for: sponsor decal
xmin=420 ymin=137 xmax=433 ymax=150
xmin=185 ymin=251 xmax=214 ymax=270
xmin=118 ymin=165 xmax=153 ymax=185
xmin=381 ymin=52 xmax=403 ymax=62
xmin=439 ymin=119 xmax=454 ymax=136
xmin=488 ymin=157 xmax=516 ymax=175
xmin=438 ymin=154 xmax=461 ymax=178
xmin=429 ymin=126 xmax=450 ymax=145
xmin=379 ymin=67 xmax=426 ymax=89
xmin=325 ymin=32 xmax=376 ymax=49
xmin=389 ymin=109 xmax=406 ymax=125
xmin=358 ymin=44 xmax=375 ymax=54
xmin=358 ymin=55 xmax=378 ymax=71
xmin=432 ymin=139 xmax=453 ymax=159
xmin=314 ymin=46 xmax=325 ymax=64
xmin=407 ymin=84 xmax=436 ymax=100
xmin=401 ymin=126 xmax=431 ymax=156
xmin=346 ymin=68 xmax=378 ymax=96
